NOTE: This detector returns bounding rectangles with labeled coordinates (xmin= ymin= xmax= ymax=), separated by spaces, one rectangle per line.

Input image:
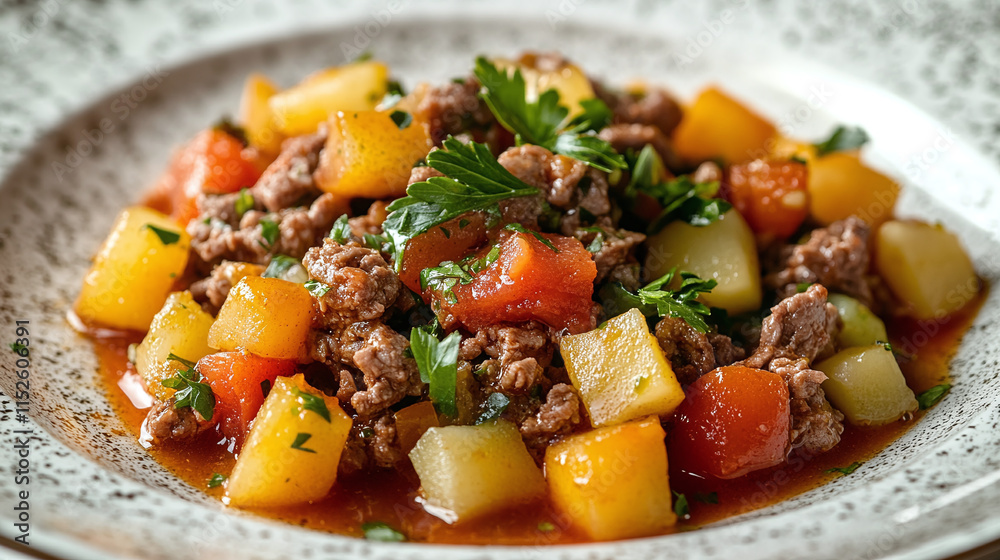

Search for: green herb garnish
xmin=291 ymin=387 xmax=331 ymax=423
xmin=212 ymin=117 xmax=249 ymax=147
xmin=290 ymin=432 xmax=317 ymax=453
xmin=504 ymin=223 xmax=558 ymax=252
xmin=813 ymin=125 xmax=870 ymax=157
xmin=207 ymin=473 xmax=227 ymax=488
xmin=796 ymin=282 xmax=813 ymax=293
xmin=410 ymin=327 xmax=461 ymax=417
xmin=262 ymin=254 xmax=299 ymax=279
xmin=825 ymin=462 xmax=862 ymax=476
xmin=305 ymin=279 xmax=332 ymax=298
xmin=361 ymin=521 xmax=405 ymax=542
xmin=330 ymin=214 xmax=352 ymax=243
xmin=476 ymin=392 xmax=511 ymax=424
xmin=259 ymin=218 xmax=279 ymax=249
xmin=162 ymin=354 xmax=215 ymax=421
xmin=10 ymin=342 xmax=27 ymax=354
xmin=611 ymin=268 xmax=717 ymax=333
xmin=917 ymin=384 xmax=951 ymax=410
xmin=673 ymin=491 xmax=690 ymax=518
xmin=537 ymin=521 xmax=555 ymax=532
xmin=235 ymin=187 xmax=254 ymax=217
xmin=389 ymin=110 xmax=413 ymax=129
xmin=420 ymin=261 xmax=473 ymax=304
xmin=144 ymin=224 xmax=181 ymax=245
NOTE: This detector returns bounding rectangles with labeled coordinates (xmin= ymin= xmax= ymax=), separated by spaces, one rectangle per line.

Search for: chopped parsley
xmin=212 ymin=117 xmax=249 ymax=147
xmin=364 ymin=233 xmax=389 ymax=251
xmin=207 ymin=473 xmax=227 ymax=488
xmin=504 ymin=223 xmax=558 ymax=252
xmin=304 ymin=279 xmax=331 ymax=298
xmin=796 ymin=282 xmax=814 ymax=293
xmin=291 ymin=387 xmax=331 ymax=423
xmin=789 ymin=155 xmax=808 ymax=165
xmin=673 ymin=491 xmax=690 ymax=519
xmin=813 ymin=125 xmax=870 ymax=157
xmin=825 ymin=462 xmax=862 ymax=476
xmin=475 ymin=392 xmax=511 ymax=424
xmin=162 ymin=354 xmax=215 ymax=421
xmin=877 ymin=340 xmax=894 ymax=352
xmin=9 ymin=342 xmax=27 ymax=355
xmin=259 ymin=218 xmax=279 ymax=249
xmin=383 ymin=137 xmax=539 ymax=269
xmin=602 ymin=268 xmax=717 ymax=333
xmin=389 ymin=110 xmax=413 ymax=129
xmin=143 ymin=224 xmax=182 ymax=245
xmin=473 ymin=57 xmax=625 ymax=173
xmin=420 ymin=261 xmax=473 ymax=304
xmin=262 ymin=254 xmax=299 ymax=279
xmin=290 ymin=432 xmax=317 ymax=453
xmin=330 ymin=214 xmax=353 ymax=243
xmin=537 ymin=521 xmax=555 ymax=532
xmin=235 ymin=188 xmax=254 ymax=217
xmin=410 ymin=327 xmax=461 ymax=417
xmin=361 ymin=521 xmax=405 ymax=542
xmin=917 ymin=384 xmax=951 ymax=410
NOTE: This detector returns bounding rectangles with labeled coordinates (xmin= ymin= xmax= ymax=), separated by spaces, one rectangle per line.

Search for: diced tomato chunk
xmin=154 ymin=128 xmax=263 ymax=225
xmin=197 ymin=350 xmax=297 ymax=448
xmin=399 ymin=212 xmax=489 ymax=293
xmin=434 ymin=231 xmax=597 ymax=334
xmin=727 ymin=159 xmax=808 ymax=239
xmin=669 ymin=365 xmax=790 ymax=479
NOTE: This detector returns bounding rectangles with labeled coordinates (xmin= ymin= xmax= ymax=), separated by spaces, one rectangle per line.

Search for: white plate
xmin=1 ymin=1 xmax=999 ymax=559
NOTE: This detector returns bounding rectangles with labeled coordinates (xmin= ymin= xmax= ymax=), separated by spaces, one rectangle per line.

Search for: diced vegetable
xmin=408 ymin=420 xmax=546 ymax=522
xmin=669 ymin=366 xmax=790 ymax=479
xmin=394 ymin=401 xmax=440 ymax=455
xmin=815 ymin=345 xmax=918 ymax=426
xmin=76 ymin=207 xmax=191 ymax=331
xmin=208 ymin=276 xmax=314 ymax=361
xmin=644 ymin=208 xmax=761 ymax=314
xmin=135 ymin=291 xmax=216 ymax=400
xmin=560 ymin=308 xmax=685 ymax=427
xmin=495 ymin=53 xmax=596 ymax=117
xmin=809 ymin=152 xmax=899 ymax=226
xmin=875 ymin=220 xmax=980 ymax=319
xmin=268 ymin=61 xmax=388 ymax=136
xmin=827 ymin=294 xmax=888 ymax=348
xmin=197 ymin=351 xmax=297 ymax=447
xmin=238 ymin=73 xmax=284 ymax=155
xmin=727 ymin=159 xmax=809 ymax=239
xmin=226 ymin=374 xmax=352 ymax=507
xmin=672 ymin=87 xmax=776 ymax=165
xmin=314 ymin=109 xmax=433 ymax=199
xmin=398 ymin=213 xmax=488 ymax=293
xmin=545 ymin=416 xmax=676 ymax=541
xmin=443 ymin=231 xmax=597 ymax=334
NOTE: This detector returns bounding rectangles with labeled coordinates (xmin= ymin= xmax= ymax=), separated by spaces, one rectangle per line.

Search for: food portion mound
xmin=74 ymin=51 xmax=981 ymax=543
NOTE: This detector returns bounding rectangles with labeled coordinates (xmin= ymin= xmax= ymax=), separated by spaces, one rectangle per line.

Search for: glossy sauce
xmin=92 ymin=290 xmax=985 ymax=544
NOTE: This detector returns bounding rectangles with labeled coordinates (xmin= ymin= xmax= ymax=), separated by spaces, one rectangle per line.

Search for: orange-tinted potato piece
xmin=727 ymin=159 xmax=809 ymax=239
xmin=672 ymin=87 xmax=776 ymax=165
xmin=398 ymin=213 xmax=489 ymax=293
xmin=669 ymin=365 xmax=790 ymax=479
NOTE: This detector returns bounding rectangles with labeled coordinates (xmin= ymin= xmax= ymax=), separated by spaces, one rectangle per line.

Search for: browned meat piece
xmin=464 ymin=323 xmax=554 ymax=394
xmin=593 ymin=80 xmax=684 ymax=137
xmin=303 ymin=239 xmax=401 ymax=326
xmin=194 ymin=191 xmax=261 ymax=228
xmin=415 ymin=77 xmax=494 ymax=145
xmin=142 ymin=399 xmax=211 ymax=444
xmin=583 ymin=227 xmax=646 ymax=289
xmin=188 ymin=192 xmax=344 ymax=268
xmin=741 ymin=284 xmax=841 ymax=369
xmin=348 ymin=201 xmax=390 ymax=236
xmin=766 ymin=217 xmax=875 ymax=308
xmin=598 ymin=123 xmax=682 ymax=172
xmin=520 ymin=383 xmax=583 ymax=449
xmin=769 ymin=357 xmax=844 ymax=454
xmin=350 ymin=323 xmax=424 ymax=417
xmin=407 ymin=164 xmax=443 ymax=186
xmin=254 ymin=131 xmax=326 ymax=212
xmin=708 ymin=332 xmax=746 ymax=367
xmin=189 ymin=260 xmax=266 ymax=313
xmin=654 ymin=317 xmax=717 ymax=385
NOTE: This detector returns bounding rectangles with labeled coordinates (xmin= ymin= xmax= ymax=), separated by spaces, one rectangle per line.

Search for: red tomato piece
xmin=727 ymin=159 xmax=808 ymax=239
xmin=399 ymin=212 xmax=489 ymax=293
xmin=197 ymin=351 xmax=297 ymax=448
xmin=437 ymin=231 xmax=597 ymax=334
xmin=155 ymin=128 xmax=263 ymax=225
xmin=669 ymin=365 xmax=791 ymax=479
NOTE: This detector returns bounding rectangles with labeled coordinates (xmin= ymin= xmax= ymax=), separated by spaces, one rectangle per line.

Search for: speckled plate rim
xmin=1 ymin=2 xmax=999 ymax=560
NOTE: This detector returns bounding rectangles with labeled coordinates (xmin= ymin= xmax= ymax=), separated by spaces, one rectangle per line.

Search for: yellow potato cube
xmin=497 ymin=54 xmax=596 ymax=117
xmin=269 ymin=61 xmax=388 ymax=136
xmin=135 ymin=291 xmax=216 ymax=400
xmin=560 ymin=308 xmax=685 ymax=427
xmin=226 ymin=374 xmax=352 ymax=507
xmin=809 ymin=152 xmax=899 ymax=226
xmin=645 ymin=209 xmax=762 ymax=314
xmin=238 ymin=73 xmax=284 ymax=155
xmin=545 ymin=416 xmax=676 ymax=541
xmin=208 ymin=276 xmax=314 ymax=361
xmin=816 ymin=345 xmax=918 ymax=426
xmin=875 ymin=220 xmax=980 ymax=319
xmin=409 ymin=420 xmax=546 ymax=522
xmin=75 ymin=206 xmax=190 ymax=331
xmin=827 ymin=293 xmax=888 ymax=348
xmin=672 ymin=87 xmax=776 ymax=164
xmin=314 ymin=110 xmax=432 ymax=199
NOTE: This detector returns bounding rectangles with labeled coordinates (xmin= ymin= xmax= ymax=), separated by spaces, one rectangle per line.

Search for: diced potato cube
xmin=875 ymin=220 xmax=980 ymax=319
xmin=135 ymin=291 xmax=216 ymax=400
xmin=238 ymin=73 xmax=284 ymax=155
xmin=269 ymin=61 xmax=388 ymax=136
xmin=560 ymin=308 xmax=685 ymax=427
xmin=314 ymin=110 xmax=432 ymax=199
xmin=815 ymin=345 xmax=918 ymax=426
xmin=645 ymin=209 xmax=762 ymax=314
xmin=394 ymin=401 xmax=440 ymax=456
xmin=827 ymin=294 xmax=888 ymax=348
xmin=497 ymin=54 xmax=596 ymax=117
xmin=672 ymin=87 xmax=776 ymax=164
xmin=226 ymin=374 xmax=352 ymax=507
xmin=75 ymin=206 xmax=190 ymax=331
xmin=545 ymin=416 xmax=676 ymax=541
xmin=809 ymin=152 xmax=899 ymax=227
xmin=409 ymin=420 xmax=545 ymax=522
xmin=208 ymin=276 xmax=314 ymax=361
